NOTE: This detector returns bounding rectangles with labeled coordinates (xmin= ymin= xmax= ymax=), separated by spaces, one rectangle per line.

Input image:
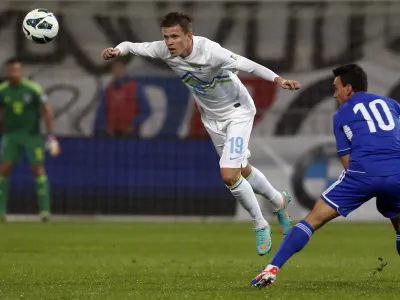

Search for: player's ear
xmin=346 ymin=84 xmax=353 ymax=95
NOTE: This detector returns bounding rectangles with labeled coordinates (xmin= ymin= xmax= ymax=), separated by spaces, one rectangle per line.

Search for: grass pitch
xmin=0 ymin=222 xmax=399 ymax=299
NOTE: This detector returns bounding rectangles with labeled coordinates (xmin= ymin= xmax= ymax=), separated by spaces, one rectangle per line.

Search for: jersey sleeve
xmin=115 ymin=41 xmax=167 ymax=59
xmin=396 ymin=100 xmax=400 ymax=116
xmin=333 ymin=113 xmax=351 ymax=156
xmin=32 ymin=83 xmax=47 ymax=104
xmin=210 ymin=43 xmax=279 ymax=82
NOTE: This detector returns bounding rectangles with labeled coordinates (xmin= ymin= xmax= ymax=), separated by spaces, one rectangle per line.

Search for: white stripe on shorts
xmin=323 ymin=171 xmax=346 ymax=196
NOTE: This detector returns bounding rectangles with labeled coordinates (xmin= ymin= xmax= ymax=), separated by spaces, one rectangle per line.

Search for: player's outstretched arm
xmin=236 ymin=57 xmax=300 ymax=91
xmin=273 ymin=76 xmax=301 ymax=91
xmin=213 ymin=45 xmax=300 ymax=91
xmin=102 ymin=41 xmax=166 ymax=60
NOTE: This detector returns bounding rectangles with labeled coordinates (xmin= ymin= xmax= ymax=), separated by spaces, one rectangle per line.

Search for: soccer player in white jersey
xmin=102 ymin=12 xmax=301 ymax=256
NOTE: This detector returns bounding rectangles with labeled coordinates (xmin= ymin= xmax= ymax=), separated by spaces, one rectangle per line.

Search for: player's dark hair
xmin=160 ymin=12 xmax=192 ymax=33
xmin=4 ymin=57 xmax=22 ymax=66
xmin=332 ymin=64 xmax=368 ymax=92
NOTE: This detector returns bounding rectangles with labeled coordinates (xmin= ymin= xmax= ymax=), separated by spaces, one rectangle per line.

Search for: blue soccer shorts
xmin=321 ymin=170 xmax=400 ymax=218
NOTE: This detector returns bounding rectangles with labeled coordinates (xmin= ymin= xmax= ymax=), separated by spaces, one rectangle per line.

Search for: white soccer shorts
xmin=202 ymin=115 xmax=253 ymax=168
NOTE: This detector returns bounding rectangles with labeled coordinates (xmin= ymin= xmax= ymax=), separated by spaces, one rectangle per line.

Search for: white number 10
xmin=353 ymin=99 xmax=395 ymax=133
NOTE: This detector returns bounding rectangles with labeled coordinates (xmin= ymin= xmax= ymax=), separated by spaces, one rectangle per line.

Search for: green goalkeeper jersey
xmin=0 ymin=79 xmax=46 ymax=135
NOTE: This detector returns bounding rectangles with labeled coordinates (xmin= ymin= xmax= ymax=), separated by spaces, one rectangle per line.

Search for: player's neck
xmin=340 ymin=92 xmax=356 ymax=105
xmin=180 ymin=38 xmax=194 ymax=58
xmin=9 ymin=80 xmax=21 ymax=87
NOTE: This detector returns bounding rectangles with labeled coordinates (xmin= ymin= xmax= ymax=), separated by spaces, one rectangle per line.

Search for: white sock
xmin=265 ymin=264 xmax=279 ymax=272
xmin=227 ymin=176 xmax=268 ymax=228
xmin=246 ymin=166 xmax=283 ymax=210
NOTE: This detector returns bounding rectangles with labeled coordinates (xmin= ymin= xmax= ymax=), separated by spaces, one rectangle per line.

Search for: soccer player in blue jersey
xmin=251 ymin=64 xmax=400 ymax=287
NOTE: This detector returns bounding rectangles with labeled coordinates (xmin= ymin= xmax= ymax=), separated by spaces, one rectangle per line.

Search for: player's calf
xmin=222 ymin=168 xmax=265 ymax=229
xmin=390 ymin=215 xmax=400 ymax=255
xmin=305 ymin=198 xmax=339 ymax=230
xmin=223 ymin=168 xmax=271 ymax=255
xmin=244 ymin=165 xmax=285 ymax=210
xmin=243 ymin=165 xmax=291 ymax=233
xmin=0 ymin=162 xmax=14 ymax=219
xmin=31 ymin=165 xmax=51 ymax=220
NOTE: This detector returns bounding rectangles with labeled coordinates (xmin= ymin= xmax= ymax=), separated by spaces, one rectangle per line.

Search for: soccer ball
xmin=22 ymin=8 xmax=59 ymax=44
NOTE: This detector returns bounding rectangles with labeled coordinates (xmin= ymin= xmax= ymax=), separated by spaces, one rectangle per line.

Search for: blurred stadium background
xmin=1 ymin=0 xmax=400 ymax=222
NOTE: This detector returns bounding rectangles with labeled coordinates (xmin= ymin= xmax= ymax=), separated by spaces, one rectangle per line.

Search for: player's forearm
xmin=115 ymin=42 xmax=152 ymax=57
xmin=340 ymin=154 xmax=350 ymax=170
xmin=115 ymin=42 xmax=135 ymax=56
xmin=236 ymin=57 xmax=279 ymax=82
xmin=42 ymin=104 xmax=55 ymax=133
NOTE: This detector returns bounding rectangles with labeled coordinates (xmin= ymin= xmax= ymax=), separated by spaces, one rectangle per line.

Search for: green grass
xmin=0 ymin=222 xmax=399 ymax=299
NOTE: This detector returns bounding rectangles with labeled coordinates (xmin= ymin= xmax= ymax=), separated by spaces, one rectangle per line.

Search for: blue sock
xmin=396 ymin=230 xmax=400 ymax=255
xmin=270 ymin=220 xmax=314 ymax=268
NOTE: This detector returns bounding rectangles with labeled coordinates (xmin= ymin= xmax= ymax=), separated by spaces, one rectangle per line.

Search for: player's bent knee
xmin=390 ymin=215 xmax=400 ymax=231
xmin=304 ymin=198 xmax=339 ymax=230
xmin=221 ymin=168 xmax=242 ymax=187
xmin=240 ymin=164 xmax=252 ymax=179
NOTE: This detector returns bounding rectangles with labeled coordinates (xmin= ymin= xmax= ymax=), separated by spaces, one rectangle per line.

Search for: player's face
xmin=333 ymin=77 xmax=353 ymax=106
xmin=5 ymin=62 xmax=23 ymax=84
xmin=162 ymin=25 xmax=193 ymax=57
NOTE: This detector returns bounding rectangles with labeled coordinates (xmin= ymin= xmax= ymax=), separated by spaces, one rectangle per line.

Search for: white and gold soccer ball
xmin=22 ymin=8 xmax=59 ymax=44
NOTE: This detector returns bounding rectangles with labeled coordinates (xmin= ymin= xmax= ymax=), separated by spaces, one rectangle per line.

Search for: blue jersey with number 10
xmin=333 ymin=91 xmax=400 ymax=176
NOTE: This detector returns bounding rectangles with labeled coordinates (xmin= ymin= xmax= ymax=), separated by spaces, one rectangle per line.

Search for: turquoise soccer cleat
xmin=273 ymin=191 xmax=292 ymax=235
xmin=254 ymin=226 xmax=272 ymax=256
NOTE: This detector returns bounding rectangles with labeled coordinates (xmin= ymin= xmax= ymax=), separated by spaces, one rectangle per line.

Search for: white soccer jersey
xmin=116 ymin=36 xmax=279 ymax=120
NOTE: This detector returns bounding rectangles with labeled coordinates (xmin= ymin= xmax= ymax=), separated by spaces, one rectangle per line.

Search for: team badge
xmin=23 ymin=93 xmax=32 ymax=103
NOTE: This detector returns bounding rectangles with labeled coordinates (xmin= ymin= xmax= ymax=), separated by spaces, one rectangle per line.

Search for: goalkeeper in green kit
xmin=0 ymin=58 xmax=60 ymax=222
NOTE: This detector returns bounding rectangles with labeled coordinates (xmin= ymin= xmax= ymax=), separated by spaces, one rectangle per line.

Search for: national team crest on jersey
xmin=23 ymin=93 xmax=32 ymax=103
xmin=181 ymin=71 xmax=232 ymax=92
xmin=190 ymin=84 xmax=207 ymax=96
